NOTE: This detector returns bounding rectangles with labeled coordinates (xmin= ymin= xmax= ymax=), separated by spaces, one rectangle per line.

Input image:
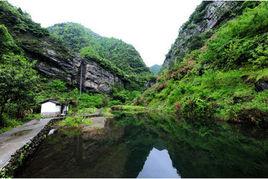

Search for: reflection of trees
xmin=118 ymin=112 xmax=268 ymax=178
xmin=164 ymin=124 xmax=268 ymax=178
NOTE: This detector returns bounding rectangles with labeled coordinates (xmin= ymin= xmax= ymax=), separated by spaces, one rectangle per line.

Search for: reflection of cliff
xmin=138 ymin=148 xmax=180 ymax=178
xmin=122 ymin=125 xmax=169 ymax=177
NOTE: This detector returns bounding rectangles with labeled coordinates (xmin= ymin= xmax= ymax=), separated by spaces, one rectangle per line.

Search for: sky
xmin=7 ymin=0 xmax=201 ymax=67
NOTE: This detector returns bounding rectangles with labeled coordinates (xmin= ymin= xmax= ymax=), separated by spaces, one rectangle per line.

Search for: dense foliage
xmin=0 ymin=25 xmax=20 ymax=55
xmin=139 ymin=2 xmax=268 ymax=127
xmin=0 ymin=24 xmax=39 ymax=129
xmin=0 ymin=54 xmax=39 ymax=123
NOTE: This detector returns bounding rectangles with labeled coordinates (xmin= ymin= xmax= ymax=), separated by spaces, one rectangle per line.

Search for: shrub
xmin=0 ymin=24 xmax=20 ymax=56
xmin=108 ymin=100 xmax=122 ymax=106
xmin=111 ymin=89 xmax=141 ymax=103
xmin=181 ymin=98 xmax=217 ymax=126
xmin=78 ymin=93 xmax=105 ymax=108
xmin=47 ymin=80 xmax=67 ymax=92
xmin=0 ymin=54 xmax=39 ymax=125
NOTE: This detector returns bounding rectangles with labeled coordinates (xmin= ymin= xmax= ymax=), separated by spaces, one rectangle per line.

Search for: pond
xmin=15 ymin=112 xmax=268 ymax=178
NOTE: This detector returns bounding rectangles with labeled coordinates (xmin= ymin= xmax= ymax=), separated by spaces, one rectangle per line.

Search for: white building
xmin=41 ymin=99 xmax=68 ymax=117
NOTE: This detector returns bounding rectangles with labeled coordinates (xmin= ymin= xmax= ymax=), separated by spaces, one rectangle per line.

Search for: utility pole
xmin=79 ymin=60 xmax=83 ymax=96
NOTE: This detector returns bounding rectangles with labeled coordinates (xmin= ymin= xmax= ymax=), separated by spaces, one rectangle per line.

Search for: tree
xmin=0 ymin=54 xmax=39 ymax=126
xmin=0 ymin=24 xmax=20 ymax=56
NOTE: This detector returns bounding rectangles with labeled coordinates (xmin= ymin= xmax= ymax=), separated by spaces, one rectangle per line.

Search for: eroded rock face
xmin=21 ymin=38 xmax=124 ymax=93
xmin=255 ymin=80 xmax=268 ymax=92
xmin=162 ymin=1 xmax=245 ymax=68
xmin=81 ymin=59 xmax=124 ymax=93
xmin=20 ymin=37 xmax=80 ymax=85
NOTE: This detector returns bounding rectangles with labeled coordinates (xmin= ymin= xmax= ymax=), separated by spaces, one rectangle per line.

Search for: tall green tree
xmin=0 ymin=54 xmax=39 ymax=126
xmin=0 ymin=24 xmax=20 ymax=56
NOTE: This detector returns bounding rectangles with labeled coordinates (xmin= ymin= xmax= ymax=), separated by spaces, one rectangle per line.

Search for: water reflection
xmin=14 ymin=112 xmax=268 ymax=178
xmin=138 ymin=147 xmax=180 ymax=178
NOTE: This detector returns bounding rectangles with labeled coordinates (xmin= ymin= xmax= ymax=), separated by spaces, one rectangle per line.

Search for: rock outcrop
xmin=162 ymin=1 xmax=259 ymax=68
xmin=21 ymin=38 xmax=125 ymax=93
xmin=80 ymin=59 xmax=124 ymax=93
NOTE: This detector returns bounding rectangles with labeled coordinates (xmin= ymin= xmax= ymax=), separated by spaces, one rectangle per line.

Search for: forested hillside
xmin=48 ymin=23 xmax=152 ymax=81
xmin=138 ymin=1 xmax=268 ymax=127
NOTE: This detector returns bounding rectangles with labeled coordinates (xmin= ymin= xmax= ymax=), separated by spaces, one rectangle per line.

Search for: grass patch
xmin=102 ymin=107 xmax=114 ymax=117
xmin=59 ymin=116 xmax=92 ymax=127
xmin=0 ymin=118 xmax=22 ymax=134
xmin=76 ymin=107 xmax=97 ymax=116
xmin=0 ymin=113 xmax=42 ymax=134
xmin=111 ymin=105 xmax=155 ymax=114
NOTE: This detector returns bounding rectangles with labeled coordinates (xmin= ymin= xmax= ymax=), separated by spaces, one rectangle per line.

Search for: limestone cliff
xmin=163 ymin=1 xmax=260 ymax=68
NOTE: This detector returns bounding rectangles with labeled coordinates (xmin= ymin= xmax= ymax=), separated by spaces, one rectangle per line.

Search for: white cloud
xmin=7 ymin=0 xmax=201 ymax=67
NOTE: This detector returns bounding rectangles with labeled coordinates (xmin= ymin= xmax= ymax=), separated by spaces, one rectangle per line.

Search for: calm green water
xmin=15 ymin=112 xmax=268 ymax=178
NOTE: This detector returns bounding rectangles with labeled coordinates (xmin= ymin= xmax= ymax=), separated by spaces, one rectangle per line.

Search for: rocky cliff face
xmin=163 ymin=1 xmax=255 ymax=68
xmin=21 ymin=38 xmax=125 ymax=93
xmin=80 ymin=59 xmax=124 ymax=93
xmin=0 ymin=1 xmax=125 ymax=93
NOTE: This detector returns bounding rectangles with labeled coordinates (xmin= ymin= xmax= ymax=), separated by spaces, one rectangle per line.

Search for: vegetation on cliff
xmin=163 ymin=1 xmax=261 ymax=68
xmin=0 ymin=23 xmax=39 ymax=130
xmin=138 ymin=2 xmax=268 ymax=127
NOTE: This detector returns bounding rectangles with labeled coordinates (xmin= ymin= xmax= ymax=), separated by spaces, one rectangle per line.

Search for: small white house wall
xmin=41 ymin=102 xmax=61 ymax=116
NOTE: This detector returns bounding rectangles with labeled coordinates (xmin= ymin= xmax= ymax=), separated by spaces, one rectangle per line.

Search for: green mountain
xmin=149 ymin=64 xmax=161 ymax=76
xmin=48 ymin=23 xmax=152 ymax=79
xmin=138 ymin=1 xmax=268 ymax=127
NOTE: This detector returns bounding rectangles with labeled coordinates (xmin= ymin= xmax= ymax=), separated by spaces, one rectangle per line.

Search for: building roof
xmin=41 ymin=99 xmax=61 ymax=105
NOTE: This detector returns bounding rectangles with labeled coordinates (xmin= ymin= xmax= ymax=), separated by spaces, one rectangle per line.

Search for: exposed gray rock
xmin=162 ymin=1 xmax=246 ymax=69
xmin=255 ymin=80 xmax=268 ymax=92
xmin=21 ymin=39 xmax=125 ymax=93
xmin=144 ymin=78 xmax=156 ymax=88
xmin=21 ymin=39 xmax=80 ymax=86
xmin=79 ymin=59 xmax=124 ymax=93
